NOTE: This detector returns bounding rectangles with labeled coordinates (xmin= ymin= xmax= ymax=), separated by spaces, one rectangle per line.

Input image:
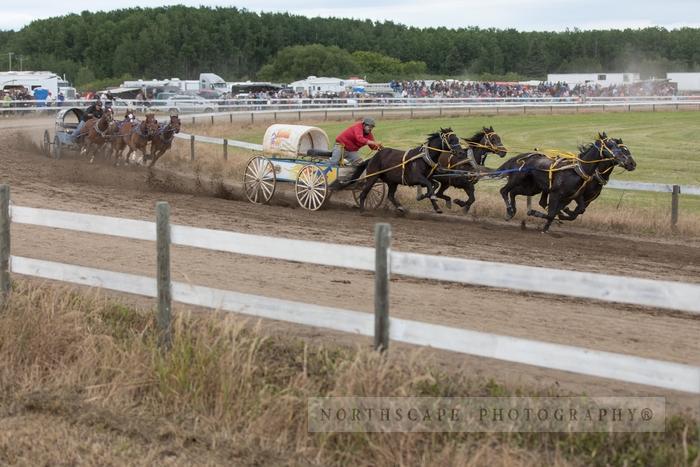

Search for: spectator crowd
xmin=389 ymin=79 xmax=677 ymax=99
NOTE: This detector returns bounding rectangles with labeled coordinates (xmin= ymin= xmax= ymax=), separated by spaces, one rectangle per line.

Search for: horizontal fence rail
xmin=10 ymin=255 xmax=700 ymax=394
xmin=11 ymin=205 xmax=700 ymax=315
xmin=3 ymin=96 xmax=700 ymax=115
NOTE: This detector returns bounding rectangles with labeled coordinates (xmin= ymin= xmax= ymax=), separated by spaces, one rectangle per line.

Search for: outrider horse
xmin=356 ymin=128 xmax=466 ymax=214
xmin=497 ymin=133 xmax=633 ymax=232
xmin=432 ymin=126 xmax=507 ymax=213
xmin=148 ymin=114 xmax=181 ymax=167
xmin=79 ymin=108 xmax=117 ymax=163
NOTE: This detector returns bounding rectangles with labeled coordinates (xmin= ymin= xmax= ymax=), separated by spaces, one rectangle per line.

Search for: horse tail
xmin=496 ymin=155 xmax=523 ymax=172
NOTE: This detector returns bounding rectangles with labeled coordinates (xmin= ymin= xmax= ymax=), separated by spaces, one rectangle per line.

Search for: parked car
xmin=159 ymin=95 xmax=218 ymax=114
xmin=155 ymin=92 xmax=177 ymax=102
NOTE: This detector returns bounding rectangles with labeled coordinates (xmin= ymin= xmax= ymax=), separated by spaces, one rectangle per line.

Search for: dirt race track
xmin=3 ymin=117 xmax=700 ymax=410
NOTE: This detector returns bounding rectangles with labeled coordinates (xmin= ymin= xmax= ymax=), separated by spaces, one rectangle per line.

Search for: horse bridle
xmin=440 ymin=131 xmax=463 ymax=155
xmin=594 ymin=137 xmax=623 ymax=162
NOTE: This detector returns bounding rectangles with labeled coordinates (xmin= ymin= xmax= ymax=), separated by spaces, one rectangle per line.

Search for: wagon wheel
xmin=243 ymin=156 xmax=276 ymax=204
xmin=352 ymin=180 xmax=386 ymax=210
xmin=42 ymin=130 xmax=51 ymax=156
xmin=52 ymin=135 xmax=62 ymax=159
xmin=296 ymin=165 xmax=329 ymax=211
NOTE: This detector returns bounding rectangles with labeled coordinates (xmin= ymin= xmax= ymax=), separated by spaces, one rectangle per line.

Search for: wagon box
xmin=243 ymin=124 xmax=386 ymax=211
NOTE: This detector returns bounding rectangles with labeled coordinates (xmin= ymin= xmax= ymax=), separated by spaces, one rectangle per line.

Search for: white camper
xmin=0 ymin=71 xmax=75 ymax=98
xmin=288 ymin=76 xmax=368 ymax=96
xmin=667 ymin=73 xmax=700 ymax=93
xmin=546 ymin=73 xmax=640 ymax=87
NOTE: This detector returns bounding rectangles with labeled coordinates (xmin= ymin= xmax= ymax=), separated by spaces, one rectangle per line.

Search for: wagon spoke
xmin=296 ymin=165 xmax=328 ymax=211
xmin=243 ymin=156 xmax=276 ymax=204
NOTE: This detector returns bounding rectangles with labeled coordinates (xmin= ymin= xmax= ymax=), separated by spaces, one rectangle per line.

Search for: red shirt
xmin=335 ymin=122 xmax=375 ymax=152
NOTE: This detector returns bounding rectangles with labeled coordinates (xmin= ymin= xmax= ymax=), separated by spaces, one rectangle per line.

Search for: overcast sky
xmin=2 ymin=0 xmax=699 ymax=32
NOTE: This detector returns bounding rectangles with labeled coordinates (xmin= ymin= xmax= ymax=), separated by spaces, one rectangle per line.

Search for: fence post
xmin=671 ymin=185 xmax=680 ymax=231
xmin=374 ymin=223 xmax=391 ymax=352
xmin=250 ymin=112 xmax=254 ymax=125
xmin=223 ymin=139 xmax=228 ymax=161
xmin=0 ymin=185 xmax=10 ymax=305
xmin=190 ymin=135 xmax=195 ymax=161
xmin=191 ymin=116 xmax=195 ymax=125
xmin=210 ymin=115 xmax=214 ymax=125
xmin=156 ymin=202 xmax=172 ymax=350
xmin=324 ymin=110 xmax=328 ymax=121
xmin=274 ymin=112 xmax=277 ymax=122
xmin=229 ymin=113 xmax=233 ymax=123
xmin=298 ymin=111 xmax=301 ymax=121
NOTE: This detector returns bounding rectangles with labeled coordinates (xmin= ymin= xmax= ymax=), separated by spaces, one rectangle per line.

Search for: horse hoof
xmin=527 ymin=209 xmax=537 ymax=216
xmin=520 ymin=220 xmax=527 ymax=230
xmin=504 ymin=210 xmax=514 ymax=221
xmin=445 ymin=200 xmax=452 ymax=209
xmin=435 ymin=209 xmax=443 ymax=214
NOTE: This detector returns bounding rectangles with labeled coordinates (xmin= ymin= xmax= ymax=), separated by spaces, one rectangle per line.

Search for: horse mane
xmin=463 ymin=130 xmax=486 ymax=143
xmin=578 ymin=133 xmax=609 ymax=154
xmin=425 ymin=127 xmax=453 ymax=142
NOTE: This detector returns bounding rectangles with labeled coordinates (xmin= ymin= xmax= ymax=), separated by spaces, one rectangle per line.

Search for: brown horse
xmin=79 ymin=109 xmax=117 ymax=163
xmin=147 ymin=115 xmax=181 ymax=167
xmin=112 ymin=114 xmax=159 ymax=165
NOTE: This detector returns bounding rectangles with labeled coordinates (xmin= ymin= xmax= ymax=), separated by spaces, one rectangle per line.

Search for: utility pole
xmin=18 ymin=56 xmax=24 ymax=71
xmin=7 ymin=52 xmax=13 ymax=72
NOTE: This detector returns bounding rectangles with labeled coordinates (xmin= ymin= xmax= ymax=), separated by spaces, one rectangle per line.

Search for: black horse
xmin=538 ymin=137 xmax=636 ymax=221
xmin=497 ymin=133 xmax=633 ymax=232
xmin=357 ymin=128 xmax=465 ymax=214
xmin=432 ymin=126 xmax=507 ymax=213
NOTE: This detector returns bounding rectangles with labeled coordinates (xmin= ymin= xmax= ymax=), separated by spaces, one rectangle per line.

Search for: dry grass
xmin=0 ymin=281 xmax=697 ymax=466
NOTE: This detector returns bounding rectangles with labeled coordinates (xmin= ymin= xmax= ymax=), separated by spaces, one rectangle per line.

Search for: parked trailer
xmin=243 ymin=124 xmax=386 ymax=211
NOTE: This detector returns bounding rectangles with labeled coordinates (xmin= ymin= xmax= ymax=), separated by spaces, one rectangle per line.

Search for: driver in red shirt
xmin=330 ymin=117 xmax=382 ymax=166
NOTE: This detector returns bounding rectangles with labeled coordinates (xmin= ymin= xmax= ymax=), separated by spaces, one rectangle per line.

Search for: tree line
xmin=0 ymin=6 xmax=698 ymax=87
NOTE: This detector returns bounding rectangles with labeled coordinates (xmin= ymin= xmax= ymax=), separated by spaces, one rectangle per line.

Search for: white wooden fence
xmin=3 ymin=95 xmax=700 ymax=115
xmin=1 ymin=187 xmax=699 ymax=394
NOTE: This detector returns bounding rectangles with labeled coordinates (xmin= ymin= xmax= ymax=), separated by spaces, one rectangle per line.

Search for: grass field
xmin=164 ymin=110 xmax=700 ymax=236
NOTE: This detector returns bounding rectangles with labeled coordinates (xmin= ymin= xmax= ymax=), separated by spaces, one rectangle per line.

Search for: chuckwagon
xmin=242 ymin=124 xmax=386 ymax=211
xmin=41 ymin=107 xmax=85 ymax=159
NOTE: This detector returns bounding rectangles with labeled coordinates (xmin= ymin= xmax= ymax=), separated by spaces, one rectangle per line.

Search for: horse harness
xmin=516 ymin=138 xmax=620 ymax=200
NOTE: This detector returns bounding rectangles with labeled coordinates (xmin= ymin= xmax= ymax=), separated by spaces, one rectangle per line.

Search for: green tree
xmin=257 ymin=44 xmax=359 ymax=82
